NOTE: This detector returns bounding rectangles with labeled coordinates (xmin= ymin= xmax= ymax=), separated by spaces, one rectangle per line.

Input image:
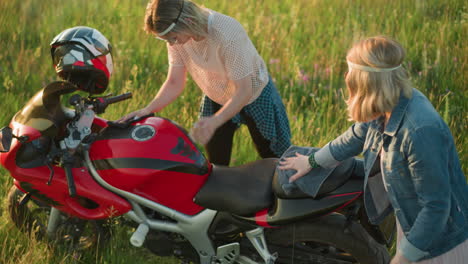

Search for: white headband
xmin=157 ymin=23 xmax=176 ymax=37
xmin=347 ymin=60 xmax=402 ymax=73
xmin=157 ymin=0 xmax=185 ymax=37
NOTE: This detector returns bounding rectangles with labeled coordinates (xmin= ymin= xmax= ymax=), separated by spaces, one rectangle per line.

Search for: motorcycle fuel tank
xmin=89 ymin=117 xmax=211 ymax=215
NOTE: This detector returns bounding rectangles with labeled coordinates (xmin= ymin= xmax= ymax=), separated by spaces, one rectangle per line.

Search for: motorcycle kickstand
xmin=46 ymin=207 xmax=61 ymax=238
xmin=245 ymin=228 xmax=277 ymax=264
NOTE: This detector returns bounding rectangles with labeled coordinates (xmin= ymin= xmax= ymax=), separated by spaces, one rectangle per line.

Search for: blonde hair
xmin=144 ymin=0 xmax=209 ymax=37
xmin=345 ymin=36 xmax=413 ymax=122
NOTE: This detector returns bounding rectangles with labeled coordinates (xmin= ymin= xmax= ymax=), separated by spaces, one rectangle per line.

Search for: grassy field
xmin=0 ymin=0 xmax=466 ymax=263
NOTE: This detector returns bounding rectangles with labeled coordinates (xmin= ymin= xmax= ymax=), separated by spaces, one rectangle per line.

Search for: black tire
xmin=265 ymin=214 xmax=390 ymax=264
xmin=7 ymin=185 xmax=110 ymax=250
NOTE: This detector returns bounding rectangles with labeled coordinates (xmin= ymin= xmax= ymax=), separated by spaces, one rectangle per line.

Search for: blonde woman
xmin=120 ymin=0 xmax=291 ymax=165
xmin=279 ymin=36 xmax=467 ymax=263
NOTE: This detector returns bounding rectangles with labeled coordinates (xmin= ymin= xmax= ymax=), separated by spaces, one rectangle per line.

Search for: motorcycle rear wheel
xmin=7 ymin=185 xmax=110 ymax=251
xmin=265 ymin=214 xmax=390 ymax=264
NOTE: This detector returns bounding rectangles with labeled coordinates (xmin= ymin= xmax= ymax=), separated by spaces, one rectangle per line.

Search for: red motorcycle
xmin=1 ymin=81 xmax=393 ymax=264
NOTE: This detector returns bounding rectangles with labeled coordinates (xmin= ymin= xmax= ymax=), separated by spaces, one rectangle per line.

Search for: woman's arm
xmin=315 ymin=122 xmax=369 ymax=168
xmin=145 ymin=65 xmax=187 ymax=113
xmin=398 ymin=126 xmax=451 ymax=262
xmin=279 ymin=122 xmax=369 ymax=182
xmin=191 ymin=76 xmax=251 ymax=144
xmin=212 ymin=76 xmax=252 ymax=125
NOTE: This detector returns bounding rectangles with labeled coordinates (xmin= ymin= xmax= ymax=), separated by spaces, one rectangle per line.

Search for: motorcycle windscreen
xmin=13 ymin=81 xmax=76 ymax=137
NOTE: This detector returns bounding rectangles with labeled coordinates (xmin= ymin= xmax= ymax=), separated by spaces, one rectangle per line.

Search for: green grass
xmin=0 ymin=0 xmax=466 ymax=263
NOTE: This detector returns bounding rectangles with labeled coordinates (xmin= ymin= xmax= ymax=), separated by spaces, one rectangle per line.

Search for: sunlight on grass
xmin=0 ymin=0 xmax=466 ymax=263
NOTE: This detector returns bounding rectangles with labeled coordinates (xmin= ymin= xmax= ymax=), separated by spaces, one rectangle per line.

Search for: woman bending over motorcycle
xmin=279 ymin=36 xmax=468 ymax=263
xmin=119 ymin=0 xmax=291 ymax=165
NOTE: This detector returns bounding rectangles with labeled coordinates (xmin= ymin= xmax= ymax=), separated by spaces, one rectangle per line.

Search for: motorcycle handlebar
xmin=93 ymin=92 xmax=133 ymax=114
xmin=104 ymin=92 xmax=133 ymax=105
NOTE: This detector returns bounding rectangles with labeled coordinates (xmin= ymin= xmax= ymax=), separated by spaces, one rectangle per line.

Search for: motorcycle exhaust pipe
xmin=130 ymin=223 xmax=149 ymax=247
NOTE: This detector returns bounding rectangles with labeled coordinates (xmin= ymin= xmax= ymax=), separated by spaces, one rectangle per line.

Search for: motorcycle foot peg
xmin=130 ymin=223 xmax=149 ymax=247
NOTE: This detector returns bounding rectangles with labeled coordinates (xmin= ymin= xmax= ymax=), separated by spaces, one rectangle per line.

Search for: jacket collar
xmin=384 ymin=90 xmax=412 ymax=136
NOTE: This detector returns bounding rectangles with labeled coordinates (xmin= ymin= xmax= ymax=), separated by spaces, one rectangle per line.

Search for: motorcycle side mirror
xmin=0 ymin=126 xmax=13 ymax=152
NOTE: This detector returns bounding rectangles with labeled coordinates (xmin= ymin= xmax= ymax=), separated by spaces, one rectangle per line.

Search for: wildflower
xmin=325 ymin=67 xmax=331 ymax=78
xmin=269 ymin=58 xmax=280 ymax=64
xmin=297 ymin=69 xmax=310 ymax=84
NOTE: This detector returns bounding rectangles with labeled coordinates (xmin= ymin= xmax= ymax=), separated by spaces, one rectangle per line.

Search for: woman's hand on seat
xmin=278 ymin=152 xmax=312 ymax=183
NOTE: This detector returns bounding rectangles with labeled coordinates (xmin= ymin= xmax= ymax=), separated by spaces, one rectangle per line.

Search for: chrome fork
xmin=46 ymin=207 xmax=62 ymax=237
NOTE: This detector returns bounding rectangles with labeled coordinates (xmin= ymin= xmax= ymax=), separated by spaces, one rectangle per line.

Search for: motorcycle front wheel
xmin=265 ymin=213 xmax=391 ymax=264
xmin=7 ymin=185 xmax=110 ymax=251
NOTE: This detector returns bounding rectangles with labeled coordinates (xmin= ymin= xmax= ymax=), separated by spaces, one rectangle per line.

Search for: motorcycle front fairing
xmin=0 ymin=81 xmax=132 ymax=219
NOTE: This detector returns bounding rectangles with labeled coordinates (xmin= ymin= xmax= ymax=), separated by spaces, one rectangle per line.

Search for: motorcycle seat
xmin=193 ymin=158 xmax=278 ymax=216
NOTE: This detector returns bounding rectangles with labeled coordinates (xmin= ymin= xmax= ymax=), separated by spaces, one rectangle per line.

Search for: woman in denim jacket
xmin=280 ymin=36 xmax=467 ymax=263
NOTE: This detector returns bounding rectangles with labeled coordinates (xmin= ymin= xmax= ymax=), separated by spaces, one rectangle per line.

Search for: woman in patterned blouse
xmin=120 ymin=0 xmax=291 ymax=165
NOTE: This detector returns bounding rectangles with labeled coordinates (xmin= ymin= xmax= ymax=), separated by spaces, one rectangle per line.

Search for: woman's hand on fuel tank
xmin=278 ymin=152 xmax=312 ymax=183
xmin=117 ymin=108 xmax=151 ymax=123
xmin=190 ymin=116 xmax=220 ymax=145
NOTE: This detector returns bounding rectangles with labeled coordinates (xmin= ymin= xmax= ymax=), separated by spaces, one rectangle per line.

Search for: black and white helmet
xmin=50 ymin=26 xmax=113 ymax=94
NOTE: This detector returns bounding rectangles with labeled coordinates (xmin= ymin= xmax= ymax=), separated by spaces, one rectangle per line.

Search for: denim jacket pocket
xmin=384 ymin=151 xmax=417 ymax=198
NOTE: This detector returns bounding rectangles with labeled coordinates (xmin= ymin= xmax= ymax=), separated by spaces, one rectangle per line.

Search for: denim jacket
xmin=315 ymin=89 xmax=467 ymax=262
